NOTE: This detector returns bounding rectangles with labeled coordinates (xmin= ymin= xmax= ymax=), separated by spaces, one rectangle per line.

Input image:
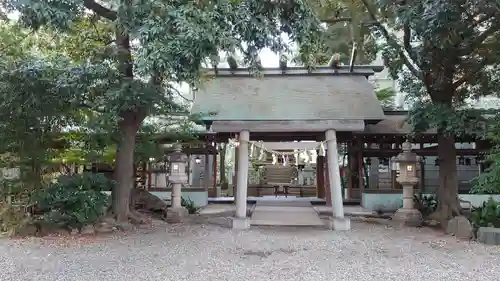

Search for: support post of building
xmin=369 ymin=144 xmax=379 ymax=189
xmin=212 ymin=149 xmax=220 ymax=197
xmin=213 ymin=150 xmax=217 ymax=187
xmin=316 ymin=150 xmax=325 ymax=199
xmin=232 ymin=130 xmax=250 ymax=229
xmin=230 ymin=139 xmax=239 ymax=198
xmin=204 ymin=153 xmax=210 ymax=192
xmin=346 ymin=140 xmax=354 ymax=200
xmin=324 ymin=150 xmax=332 ymax=206
xmin=325 ymin=129 xmax=350 ymax=231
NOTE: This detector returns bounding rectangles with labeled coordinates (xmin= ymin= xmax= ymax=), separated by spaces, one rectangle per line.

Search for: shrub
xmin=181 ymin=197 xmax=198 ymax=214
xmin=35 ymin=173 xmax=113 ymax=229
xmin=414 ymin=194 xmax=438 ymax=217
xmin=470 ymin=198 xmax=500 ymax=229
xmin=470 ymin=150 xmax=500 ymax=194
xmin=0 ymin=203 xmax=32 ymax=235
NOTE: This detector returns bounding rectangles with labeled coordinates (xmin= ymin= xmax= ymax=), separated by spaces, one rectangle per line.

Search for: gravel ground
xmin=1 ymin=217 xmax=499 ymax=281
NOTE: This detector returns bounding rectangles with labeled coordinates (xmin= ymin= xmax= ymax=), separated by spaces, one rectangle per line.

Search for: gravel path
xmin=1 ymin=218 xmax=499 ymax=281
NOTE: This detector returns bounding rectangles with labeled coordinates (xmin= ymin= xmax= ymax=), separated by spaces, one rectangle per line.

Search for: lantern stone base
xmin=325 ymin=217 xmax=351 ymax=231
xmin=393 ymin=208 xmax=423 ymax=227
xmin=230 ymin=217 xmax=250 ymax=230
xmin=166 ymin=207 xmax=188 ymax=223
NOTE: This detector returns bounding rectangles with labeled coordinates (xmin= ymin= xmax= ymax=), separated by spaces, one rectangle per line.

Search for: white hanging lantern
xmin=258 ymin=146 xmax=266 ymax=161
xmin=233 ymin=135 xmax=240 ymax=148
xmin=272 ymin=154 xmax=278 ymax=165
xmin=318 ymin=142 xmax=326 ymax=156
xmin=303 ymin=150 xmax=310 ymax=164
xmin=249 ymin=142 xmax=255 ymax=159
xmin=282 ymin=155 xmax=287 ymax=166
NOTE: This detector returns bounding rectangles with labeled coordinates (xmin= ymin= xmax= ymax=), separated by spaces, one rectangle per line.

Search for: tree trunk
xmin=112 ymin=118 xmax=140 ymax=223
xmin=429 ymin=134 xmax=461 ymax=223
xmin=111 ymin=1 xmax=139 ymax=224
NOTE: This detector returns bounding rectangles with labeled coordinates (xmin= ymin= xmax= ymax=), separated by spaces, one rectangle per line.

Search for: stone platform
xmin=477 ymin=227 xmax=500 ymax=245
xmin=249 ymin=200 xmax=324 ymax=226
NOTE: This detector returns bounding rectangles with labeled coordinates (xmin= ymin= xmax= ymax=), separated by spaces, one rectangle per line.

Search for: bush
xmin=181 ymin=197 xmax=199 ymax=214
xmin=470 ymin=150 xmax=500 ymax=194
xmin=470 ymin=198 xmax=500 ymax=229
xmin=0 ymin=204 xmax=31 ymax=235
xmin=35 ymin=173 xmax=113 ymax=229
xmin=414 ymin=194 xmax=438 ymax=217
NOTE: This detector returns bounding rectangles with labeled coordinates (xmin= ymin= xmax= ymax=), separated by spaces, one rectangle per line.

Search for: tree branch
xmin=452 ymin=57 xmax=488 ymax=89
xmin=460 ymin=21 xmax=500 ymax=55
xmin=402 ymin=22 xmax=418 ymax=63
xmin=359 ymin=0 xmax=421 ymax=78
xmin=83 ymin=0 xmax=117 ymax=21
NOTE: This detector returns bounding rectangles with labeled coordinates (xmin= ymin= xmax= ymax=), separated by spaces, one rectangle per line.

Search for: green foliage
xmin=355 ymin=0 xmax=500 ymax=219
xmin=471 ymin=113 xmax=500 ymax=194
xmin=375 ymin=87 xmax=396 ymax=109
xmin=471 ymin=151 xmax=500 ymax=194
xmin=0 ymin=55 xmax=94 ymax=191
xmin=0 ymin=204 xmax=32 ymax=235
xmin=35 ymin=173 xmax=113 ymax=229
xmin=369 ymin=0 xmax=500 ymax=134
xmin=2 ymin=0 xmax=326 ymax=218
xmin=470 ymin=198 xmax=500 ymax=228
xmin=413 ymin=194 xmax=438 ymax=217
xmin=181 ymin=197 xmax=198 ymax=214
xmin=0 ymin=21 xmax=37 ymax=60
xmin=299 ymin=0 xmax=379 ymax=65
xmin=9 ymin=0 xmax=324 ymax=81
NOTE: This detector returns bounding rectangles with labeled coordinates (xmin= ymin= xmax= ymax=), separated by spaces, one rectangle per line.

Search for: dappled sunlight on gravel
xmin=1 ymin=219 xmax=499 ymax=281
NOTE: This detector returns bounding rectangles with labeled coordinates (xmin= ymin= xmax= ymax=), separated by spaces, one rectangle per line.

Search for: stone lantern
xmin=393 ymin=141 xmax=423 ymax=226
xmin=166 ymin=144 xmax=189 ymax=223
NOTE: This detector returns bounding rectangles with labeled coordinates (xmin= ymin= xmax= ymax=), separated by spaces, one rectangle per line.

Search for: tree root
xmin=105 ymin=189 xmax=169 ymax=228
xmin=428 ymin=204 xmax=462 ymax=227
xmin=128 ymin=210 xmax=151 ymax=224
xmin=101 ymin=211 xmax=150 ymax=231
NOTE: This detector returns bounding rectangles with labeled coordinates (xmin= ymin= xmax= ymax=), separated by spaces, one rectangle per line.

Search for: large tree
xmin=355 ymin=0 xmax=500 ymax=222
xmin=4 ymin=0 xmax=324 ymax=223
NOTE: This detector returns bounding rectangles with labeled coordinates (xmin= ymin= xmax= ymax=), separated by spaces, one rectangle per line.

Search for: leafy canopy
xmin=367 ymin=0 xmax=500 ymax=134
xmin=7 ymin=0 xmax=324 ymax=77
xmin=4 ymin=0 xmax=326 ymax=136
xmin=303 ymin=0 xmax=379 ymax=65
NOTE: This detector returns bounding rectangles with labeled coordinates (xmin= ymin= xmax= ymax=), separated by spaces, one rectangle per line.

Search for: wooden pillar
xmin=204 ymin=153 xmax=210 ymax=192
xmin=346 ymin=140 xmax=354 ymax=200
xmin=212 ymin=151 xmax=217 ymax=187
xmin=324 ymin=150 xmax=332 ymax=206
xmin=419 ymin=141 xmax=425 ymax=192
xmin=316 ymin=150 xmax=325 ymax=199
xmin=348 ymin=137 xmax=362 ymax=199
xmin=357 ymin=149 xmax=364 ymax=193
xmin=390 ymin=156 xmax=398 ymax=189
xmin=368 ymin=144 xmax=379 ymax=189
xmin=390 ymin=139 xmax=402 ymax=189
xmin=232 ymin=139 xmax=239 ymax=198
